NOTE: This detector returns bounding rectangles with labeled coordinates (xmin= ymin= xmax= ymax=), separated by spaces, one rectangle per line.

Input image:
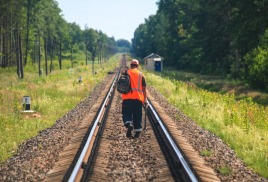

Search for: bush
xmin=245 ymin=47 xmax=268 ymax=89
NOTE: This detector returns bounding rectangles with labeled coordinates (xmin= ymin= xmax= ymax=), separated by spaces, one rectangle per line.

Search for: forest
xmin=0 ymin=0 xmax=133 ymax=77
xmin=132 ymin=0 xmax=268 ymax=90
xmin=1 ymin=0 xmax=268 ymax=89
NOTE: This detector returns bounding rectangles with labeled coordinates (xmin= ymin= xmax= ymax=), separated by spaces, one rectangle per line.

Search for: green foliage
xmin=132 ymin=0 xmax=268 ymax=89
xmin=200 ymin=149 xmax=213 ymax=157
xmin=117 ymin=39 xmax=131 ymax=53
xmin=84 ymin=28 xmax=99 ymax=60
xmin=217 ymin=166 xmax=232 ymax=175
xmin=0 ymin=0 xmax=118 ymax=69
xmin=245 ymin=30 xmax=268 ymax=89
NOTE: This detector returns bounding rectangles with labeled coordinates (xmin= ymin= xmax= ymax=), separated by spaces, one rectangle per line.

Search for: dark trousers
xmin=122 ymin=99 xmax=143 ymax=131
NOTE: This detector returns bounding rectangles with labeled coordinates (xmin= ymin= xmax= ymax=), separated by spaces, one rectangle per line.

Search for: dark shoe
xmin=134 ymin=131 xmax=141 ymax=138
xmin=126 ymin=124 xmax=133 ymax=138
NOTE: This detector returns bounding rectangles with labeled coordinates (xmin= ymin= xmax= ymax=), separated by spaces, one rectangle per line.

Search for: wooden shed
xmin=144 ymin=53 xmax=164 ymax=72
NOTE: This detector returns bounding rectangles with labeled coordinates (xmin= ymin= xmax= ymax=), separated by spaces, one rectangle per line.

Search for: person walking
xmin=121 ymin=59 xmax=147 ymax=138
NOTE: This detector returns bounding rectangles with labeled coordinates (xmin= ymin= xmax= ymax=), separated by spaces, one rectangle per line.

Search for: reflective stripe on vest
xmin=131 ymin=72 xmax=143 ymax=92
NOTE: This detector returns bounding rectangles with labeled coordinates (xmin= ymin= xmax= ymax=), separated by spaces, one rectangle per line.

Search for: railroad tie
xmin=147 ymin=91 xmax=221 ymax=182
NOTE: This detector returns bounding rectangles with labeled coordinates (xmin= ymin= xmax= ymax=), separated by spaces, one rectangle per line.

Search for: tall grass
xmin=145 ymin=71 xmax=268 ymax=178
xmin=0 ymin=55 xmax=119 ymax=162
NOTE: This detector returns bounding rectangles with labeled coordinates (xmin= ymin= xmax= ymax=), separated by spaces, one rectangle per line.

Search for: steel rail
xmin=147 ymin=100 xmax=199 ymax=182
xmin=68 ymin=72 xmax=119 ymax=182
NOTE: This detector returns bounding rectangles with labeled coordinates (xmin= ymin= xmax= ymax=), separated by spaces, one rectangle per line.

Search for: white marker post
xmin=22 ymin=96 xmax=34 ymax=113
xmin=78 ymin=76 xmax=82 ymax=83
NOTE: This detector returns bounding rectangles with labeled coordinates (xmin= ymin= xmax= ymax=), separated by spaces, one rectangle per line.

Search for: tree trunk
xmin=16 ymin=32 xmax=20 ymax=77
xmin=0 ymin=17 xmax=2 ymax=67
xmin=85 ymin=47 xmax=87 ymax=66
xmin=2 ymin=15 xmax=8 ymax=68
xmin=71 ymin=47 xmax=73 ymax=68
xmin=38 ymin=31 xmax=41 ymax=76
xmin=10 ymin=13 xmax=13 ymax=67
xmin=92 ymin=58 xmax=94 ymax=76
xmin=100 ymin=46 xmax=103 ymax=68
xmin=19 ymin=34 xmax=24 ymax=79
xmin=44 ymin=38 xmax=48 ymax=75
xmin=98 ymin=48 xmax=100 ymax=65
xmin=33 ymin=33 xmax=37 ymax=64
xmin=24 ymin=0 xmax=31 ymax=65
xmin=59 ymin=41 xmax=62 ymax=70
xmin=50 ymin=39 xmax=54 ymax=73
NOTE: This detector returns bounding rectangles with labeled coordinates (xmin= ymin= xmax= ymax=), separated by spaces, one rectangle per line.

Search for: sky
xmin=56 ymin=0 xmax=158 ymax=42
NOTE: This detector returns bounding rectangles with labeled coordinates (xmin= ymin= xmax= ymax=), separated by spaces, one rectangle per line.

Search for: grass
xmin=0 ymin=55 xmax=119 ymax=162
xmin=144 ymin=70 xmax=268 ymax=178
xmin=200 ymin=149 xmax=213 ymax=157
xmin=161 ymin=69 xmax=268 ymax=105
xmin=217 ymin=166 xmax=232 ymax=175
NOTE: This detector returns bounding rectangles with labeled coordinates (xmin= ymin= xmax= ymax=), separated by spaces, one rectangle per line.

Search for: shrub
xmin=245 ymin=47 xmax=268 ymax=89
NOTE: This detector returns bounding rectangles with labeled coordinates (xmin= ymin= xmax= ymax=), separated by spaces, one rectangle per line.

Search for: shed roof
xmin=143 ymin=53 xmax=164 ymax=60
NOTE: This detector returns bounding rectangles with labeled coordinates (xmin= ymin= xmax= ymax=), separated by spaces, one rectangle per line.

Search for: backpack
xmin=117 ymin=72 xmax=131 ymax=94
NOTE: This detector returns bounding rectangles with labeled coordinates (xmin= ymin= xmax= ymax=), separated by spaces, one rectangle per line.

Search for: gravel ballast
xmin=0 ymin=75 xmax=267 ymax=182
xmin=148 ymin=86 xmax=267 ymax=182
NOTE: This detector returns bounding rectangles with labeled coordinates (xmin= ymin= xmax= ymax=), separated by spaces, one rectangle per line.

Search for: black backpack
xmin=117 ymin=72 xmax=131 ymax=94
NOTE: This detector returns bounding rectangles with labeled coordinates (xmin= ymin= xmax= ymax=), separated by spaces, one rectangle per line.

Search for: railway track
xmin=44 ymin=56 xmax=220 ymax=182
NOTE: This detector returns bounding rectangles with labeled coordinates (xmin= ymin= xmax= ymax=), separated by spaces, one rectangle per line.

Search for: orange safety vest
xmin=122 ymin=68 xmax=145 ymax=103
